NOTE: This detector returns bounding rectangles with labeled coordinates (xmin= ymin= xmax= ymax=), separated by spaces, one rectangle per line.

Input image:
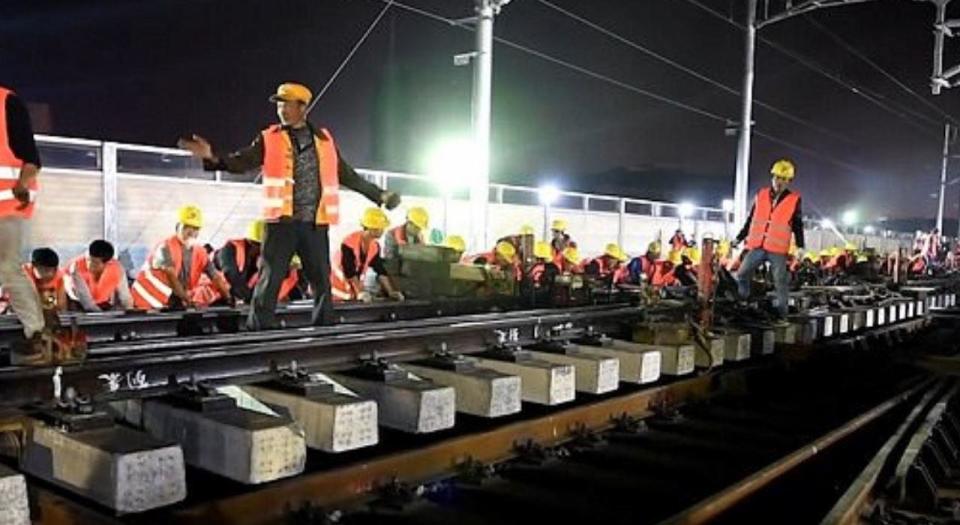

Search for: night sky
xmin=6 ymin=0 xmax=960 ymax=223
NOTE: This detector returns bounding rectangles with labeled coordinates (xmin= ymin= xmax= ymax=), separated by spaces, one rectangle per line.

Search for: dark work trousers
xmin=248 ymin=220 xmax=334 ymax=330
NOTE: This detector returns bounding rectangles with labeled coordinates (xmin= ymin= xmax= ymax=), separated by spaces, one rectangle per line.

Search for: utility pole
xmin=469 ymin=0 xmax=510 ymax=252
xmin=733 ymin=0 xmax=758 ymax=231
xmin=938 ymin=123 xmax=951 ymax=232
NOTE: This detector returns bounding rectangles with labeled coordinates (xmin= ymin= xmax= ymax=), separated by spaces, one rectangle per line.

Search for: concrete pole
xmin=938 ymin=123 xmax=950 ymax=232
xmin=733 ymin=0 xmax=758 ymax=231
xmin=470 ymin=0 xmax=496 ymax=252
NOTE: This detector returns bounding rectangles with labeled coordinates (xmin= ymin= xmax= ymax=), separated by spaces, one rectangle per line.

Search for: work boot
xmin=10 ymin=331 xmax=54 ymax=367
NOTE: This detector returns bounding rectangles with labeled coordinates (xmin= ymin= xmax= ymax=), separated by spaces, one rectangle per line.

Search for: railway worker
xmin=277 ymin=255 xmax=307 ymax=303
xmin=0 ymin=85 xmax=52 ymax=364
xmin=214 ymin=219 xmax=264 ymax=304
xmin=466 ymin=240 xmax=522 ymax=281
xmin=558 ymin=246 xmax=582 ymax=274
xmin=673 ymin=246 xmax=700 ymax=286
xmin=581 ymin=243 xmax=629 ymax=285
xmin=330 ymin=207 xmax=404 ymax=303
xmin=669 ymin=229 xmax=687 ymax=252
xmin=383 ymin=207 xmax=429 ymax=260
xmin=549 ymin=219 xmax=576 ymax=261
xmin=178 ymin=82 xmax=400 ymax=329
xmin=526 ymin=241 xmax=560 ymax=287
xmin=21 ymin=248 xmax=66 ymax=312
xmin=442 ymin=235 xmax=467 ymax=258
xmin=131 ymin=205 xmax=231 ymax=310
xmin=626 ymin=241 xmax=662 ymax=284
xmin=63 ymin=240 xmax=133 ymax=312
xmin=734 ymin=159 xmax=804 ymax=320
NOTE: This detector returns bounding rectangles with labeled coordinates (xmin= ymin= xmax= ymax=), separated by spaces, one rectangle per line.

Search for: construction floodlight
xmin=454 ymin=52 xmax=477 ymax=66
xmin=538 ymin=184 xmax=561 ymax=206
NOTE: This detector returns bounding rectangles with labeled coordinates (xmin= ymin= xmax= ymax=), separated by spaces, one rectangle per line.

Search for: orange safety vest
xmin=330 ymin=231 xmax=380 ymax=302
xmin=63 ymin=256 xmax=125 ymax=306
xmin=261 ymin=124 xmax=340 ymax=225
xmin=390 ymin=226 xmax=410 ymax=246
xmin=0 ymin=88 xmax=38 ymax=219
xmin=23 ymin=263 xmax=63 ymax=296
xmin=466 ymin=251 xmax=523 ymax=281
xmin=278 ymin=269 xmax=300 ymax=302
xmin=651 ymin=261 xmax=677 ymax=287
xmin=131 ymin=236 xmax=208 ymax=310
xmin=226 ymin=238 xmax=259 ymax=289
xmin=745 ymin=188 xmax=800 ymax=255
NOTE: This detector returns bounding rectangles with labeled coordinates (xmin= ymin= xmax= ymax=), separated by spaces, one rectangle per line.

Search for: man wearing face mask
xmin=131 ymin=205 xmax=231 ymax=310
xmin=179 ymin=82 xmax=399 ymax=329
xmin=734 ymin=159 xmax=804 ymax=321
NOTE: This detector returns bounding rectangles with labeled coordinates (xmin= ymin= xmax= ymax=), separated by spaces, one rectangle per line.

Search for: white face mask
xmin=182 ymin=236 xmax=198 ymax=249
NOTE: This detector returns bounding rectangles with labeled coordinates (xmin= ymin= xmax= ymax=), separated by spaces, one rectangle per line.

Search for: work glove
xmin=381 ymin=191 xmax=401 ymax=210
xmin=357 ymin=290 xmax=373 ymax=303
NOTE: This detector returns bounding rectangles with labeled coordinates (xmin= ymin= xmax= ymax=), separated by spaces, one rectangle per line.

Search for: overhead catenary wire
xmin=375 ymin=0 xmax=890 ymax=181
xmin=804 ymin=17 xmax=958 ymax=126
xmin=678 ymin=0 xmax=942 ymax=138
xmin=534 ymin=0 xmax=857 ymax=146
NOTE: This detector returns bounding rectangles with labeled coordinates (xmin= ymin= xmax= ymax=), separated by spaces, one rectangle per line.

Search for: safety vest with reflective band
xmin=23 ymin=263 xmax=63 ymax=296
xmin=580 ymin=257 xmax=628 ymax=284
xmin=330 ymin=231 xmax=380 ymax=302
xmin=527 ymin=262 xmax=553 ymax=288
xmin=63 ymin=256 xmax=125 ymax=305
xmin=131 ymin=236 xmax=208 ymax=310
xmin=228 ymin=239 xmax=259 ymax=289
xmin=0 ymin=88 xmax=38 ymax=219
xmin=261 ymin=124 xmax=340 ymax=225
xmin=277 ymin=269 xmax=300 ymax=302
xmin=745 ymin=188 xmax=800 ymax=255
xmin=650 ymin=261 xmax=677 ymax=287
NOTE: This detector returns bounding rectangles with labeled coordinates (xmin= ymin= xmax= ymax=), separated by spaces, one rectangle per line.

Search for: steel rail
xmin=658 ymin=377 xmax=936 ymax=525
xmin=0 ymin=304 xmax=642 ymax=408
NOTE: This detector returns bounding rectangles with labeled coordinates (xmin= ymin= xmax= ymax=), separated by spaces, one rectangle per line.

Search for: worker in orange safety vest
xmin=330 ymin=207 xmax=404 ymax=303
xmin=63 ymin=240 xmax=132 ymax=311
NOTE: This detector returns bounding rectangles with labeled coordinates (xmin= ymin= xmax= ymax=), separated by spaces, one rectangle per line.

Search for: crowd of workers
xmin=0 ymin=81 xmax=937 ymax=365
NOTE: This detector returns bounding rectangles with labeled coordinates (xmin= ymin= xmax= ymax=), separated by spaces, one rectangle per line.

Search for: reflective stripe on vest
xmin=260 ymin=125 xmax=340 ymax=225
xmin=330 ymin=231 xmax=380 ymax=301
xmin=745 ymin=187 xmax=800 ymax=255
xmin=63 ymin=256 xmax=124 ymax=305
xmin=131 ymin=236 xmax=208 ymax=309
xmin=0 ymin=88 xmax=38 ymax=219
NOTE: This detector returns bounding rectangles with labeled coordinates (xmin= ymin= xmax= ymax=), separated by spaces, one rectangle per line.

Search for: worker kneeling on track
xmin=63 ymin=239 xmax=133 ymax=312
xmin=383 ymin=206 xmax=428 ymax=260
xmin=214 ymin=219 xmax=264 ymax=304
xmin=734 ymin=158 xmax=805 ymax=321
xmin=522 ymin=241 xmax=560 ymax=299
xmin=131 ymin=205 xmax=231 ymax=310
xmin=331 ymin=207 xmax=404 ymax=303
xmin=466 ymin=240 xmax=522 ymax=281
xmin=581 ymin=243 xmax=629 ymax=285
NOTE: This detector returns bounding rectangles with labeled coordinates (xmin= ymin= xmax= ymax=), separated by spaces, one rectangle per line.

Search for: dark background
xmin=5 ymin=0 xmax=960 ymax=228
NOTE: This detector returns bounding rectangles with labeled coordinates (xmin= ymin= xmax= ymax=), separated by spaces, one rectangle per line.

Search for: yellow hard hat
xmin=820 ymin=249 xmax=832 ymax=258
xmin=519 ymin=224 xmax=535 ymax=236
xmin=829 ymin=246 xmax=842 ymax=257
xmin=604 ymin=243 xmax=627 ymax=262
xmin=563 ymin=246 xmax=581 ymax=264
xmin=804 ymin=252 xmax=818 ymax=262
xmin=551 ymin=219 xmax=568 ymax=231
xmin=717 ymin=240 xmax=731 ymax=258
xmin=360 ymin=207 xmax=390 ymax=230
xmin=647 ymin=240 xmax=662 ymax=255
xmin=246 ymin=219 xmax=265 ymax=244
xmin=668 ymin=249 xmax=682 ymax=265
xmin=770 ymin=159 xmax=796 ymax=180
xmin=495 ymin=241 xmax=516 ymax=260
xmin=533 ymin=241 xmax=552 ymax=260
xmin=406 ymin=207 xmax=429 ymax=230
xmin=268 ymin=82 xmax=312 ymax=105
xmin=682 ymin=246 xmax=701 ymax=264
xmin=443 ymin=235 xmax=466 ymax=253
xmin=177 ymin=205 xmax=203 ymax=229
xmin=290 ymin=255 xmax=302 ymax=268
xmin=844 ymin=242 xmax=857 ymax=251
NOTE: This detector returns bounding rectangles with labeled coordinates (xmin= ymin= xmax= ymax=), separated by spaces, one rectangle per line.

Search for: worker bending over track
xmin=63 ymin=240 xmax=132 ymax=311
xmin=330 ymin=207 xmax=404 ymax=303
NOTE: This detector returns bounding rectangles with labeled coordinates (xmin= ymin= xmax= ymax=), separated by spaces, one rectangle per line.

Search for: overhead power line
xmin=804 ymin=17 xmax=958 ymax=126
xmin=535 ymin=0 xmax=857 ymax=145
xmin=374 ymin=0 xmax=890 ymax=180
xmin=678 ymin=0 xmax=942 ymax=138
